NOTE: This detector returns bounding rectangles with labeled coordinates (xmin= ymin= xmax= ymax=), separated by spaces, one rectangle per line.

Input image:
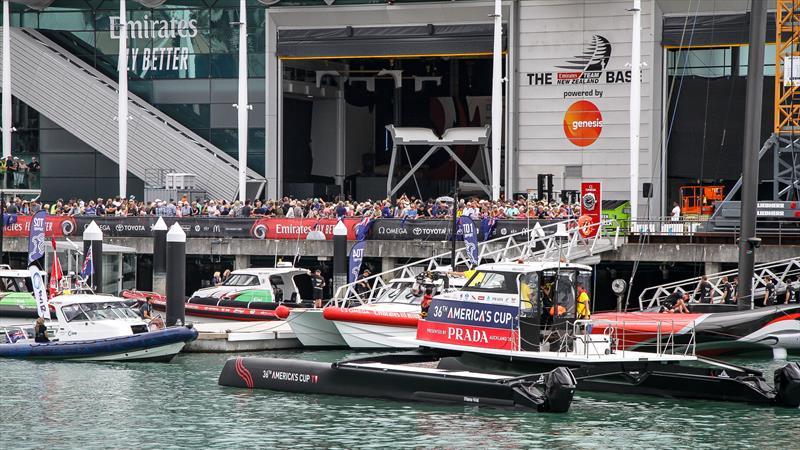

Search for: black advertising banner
xmin=74 ymin=217 xmax=253 ymax=238
xmin=65 ymin=217 xmax=563 ymax=241
xmin=370 ymin=219 xmax=454 ymax=241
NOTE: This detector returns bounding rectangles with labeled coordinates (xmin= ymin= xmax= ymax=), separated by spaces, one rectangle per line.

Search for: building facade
xmin=0 ymin=0 xmax=777 ymax=217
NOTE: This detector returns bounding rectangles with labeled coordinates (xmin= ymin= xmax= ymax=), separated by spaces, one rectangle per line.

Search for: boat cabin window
xmin=519 ymin=272 xmax=540 ymax=316
xmin=463 ymin=271 xmax=518 ymax=294
xmin=61 ymin=302 xmax=140 ymax=322
xmin=221 ymin=274 xmax=260 ymax=287
xmin=374 ymin=282 xmax=423 ymax=305
xmin=0 ymin=276 xmax=32 ymax=293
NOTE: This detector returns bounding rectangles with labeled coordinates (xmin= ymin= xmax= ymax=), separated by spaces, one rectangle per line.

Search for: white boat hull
xmin=332 ymin=321 xmax=417 ymax=349
xmin=286 ymin=309 xmax=347 ymax=347
xmin=63 ymin=342 xmax=187 ymax=362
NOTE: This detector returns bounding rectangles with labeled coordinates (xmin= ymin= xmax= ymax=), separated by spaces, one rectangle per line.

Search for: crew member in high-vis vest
xmin=576 ymin=282 xmax=591 ymax=320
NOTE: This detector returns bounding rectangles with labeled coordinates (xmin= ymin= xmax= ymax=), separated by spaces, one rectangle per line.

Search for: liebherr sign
xmin=110 ymin=15 xmax=198 ymax=72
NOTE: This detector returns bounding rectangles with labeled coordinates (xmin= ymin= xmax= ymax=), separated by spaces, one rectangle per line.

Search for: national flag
xmin=355 ymin=216 xmax=374 ymax=241
xmin=81 ymin=246 xmax=94 ymax=280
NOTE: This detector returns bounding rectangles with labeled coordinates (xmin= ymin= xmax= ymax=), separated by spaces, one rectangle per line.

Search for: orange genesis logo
xmin=563 ymin=100 xmax=603 ymax=147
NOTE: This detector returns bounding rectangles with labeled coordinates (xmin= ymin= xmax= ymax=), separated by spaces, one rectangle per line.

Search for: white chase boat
xmin=0 ymin=294 xmax=197 ymax=362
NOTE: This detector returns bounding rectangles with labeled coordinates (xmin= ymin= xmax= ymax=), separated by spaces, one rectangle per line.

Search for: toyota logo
xmin=412 ymin=228 xmax=423 ymax=236
xmin=116 ymin=224 xmax=124 ymax=232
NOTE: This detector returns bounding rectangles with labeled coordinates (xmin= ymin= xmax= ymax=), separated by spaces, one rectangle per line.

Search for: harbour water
xmin=2 ymin=350 xmax=798 ymax=449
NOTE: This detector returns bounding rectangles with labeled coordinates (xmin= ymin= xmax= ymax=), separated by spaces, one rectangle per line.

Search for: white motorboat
xmin=0 ymin=294 xmax=197 ymax=362
xmin=325 ymin=271 xmax=466 ymax=349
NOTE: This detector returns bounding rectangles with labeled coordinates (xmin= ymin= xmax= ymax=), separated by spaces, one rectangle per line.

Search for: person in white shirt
xmin=670 ymin=201 xmax=681 ymax=221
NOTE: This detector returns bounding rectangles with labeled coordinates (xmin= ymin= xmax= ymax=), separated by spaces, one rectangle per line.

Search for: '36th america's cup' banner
xmin=416 ymin=298 xmax=520 ymax=351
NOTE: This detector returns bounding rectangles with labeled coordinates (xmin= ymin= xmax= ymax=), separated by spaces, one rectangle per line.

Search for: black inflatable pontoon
xmin=218 ymin=353 xmax=576 ymax=413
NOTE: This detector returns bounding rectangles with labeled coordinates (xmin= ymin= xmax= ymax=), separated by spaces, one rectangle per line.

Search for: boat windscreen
xmin=62 ymin=302 xmax=140 ymax=322
xmin=0 ymin=276 xmax=32 ymax=293
xmin=374 ymin=282 xmax=421 ymax=304
xmin=222 ymin=275 xmax=260 ymax=287
xmin=462 ymin=271 xmax=519 ymax=294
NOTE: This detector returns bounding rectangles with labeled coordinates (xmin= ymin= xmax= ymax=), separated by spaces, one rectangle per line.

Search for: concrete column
xmin=705 ymin=262 xmax=721 ymax=277
xmin=166 ymin=222 xmax=186 ymax=327
xmin=381 ymin=257 xmax=394 ymax=277
xmin=152 ymin=216 xmax=167 ymax=295
xmin=82 ymin=221 xmax=103 ymax=293
xmin=234 ymin=254 xmax=250 ymax=270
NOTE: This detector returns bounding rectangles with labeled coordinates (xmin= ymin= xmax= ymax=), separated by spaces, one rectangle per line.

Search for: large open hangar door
xmin=276 ymin=23 xmax=506 ymax=200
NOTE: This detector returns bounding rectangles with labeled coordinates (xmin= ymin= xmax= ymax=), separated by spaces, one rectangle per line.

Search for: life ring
xmin=578 ymin=215 xmax=595 ymax=238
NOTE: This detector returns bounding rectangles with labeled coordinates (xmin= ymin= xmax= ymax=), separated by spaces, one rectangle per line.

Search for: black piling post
xmin=333 ymin=220 xmax=348 ymax=296
xmin=82 ymin=220 xmax=103 ymax=293
xmin=166 ymin=222 xmax=186 ymax=327
xmin=152 ymin=216 xmax=168 ymax=294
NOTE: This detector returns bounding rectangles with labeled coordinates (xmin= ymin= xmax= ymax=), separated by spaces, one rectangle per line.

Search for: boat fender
xmin=774 ymin=362 xmax=800 ymax=408
xmin=275 ymin=305 xmax=290 ymax=319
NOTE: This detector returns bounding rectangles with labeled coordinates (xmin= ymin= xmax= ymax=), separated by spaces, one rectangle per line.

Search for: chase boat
xmin=0 ymin=294 xmax=197 ymax=362
xmin=324 ymin=271 xmax=466 ymax=349
xmin=408 ymin=260 xmax=800 ymax=407
xmin=126 ymin=265 xmax=314 ymax=323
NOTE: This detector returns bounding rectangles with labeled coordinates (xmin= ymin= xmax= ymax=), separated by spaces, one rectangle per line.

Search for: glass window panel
xmin=155 ymin=103 xmax=211 ymax=129
xmin=738 ymin=44 xmax=776 ymax=76
xmin=210 ymin=54 xmax=237 ymax=77
xmin=39 ymin=11 xmax=95 ymax=31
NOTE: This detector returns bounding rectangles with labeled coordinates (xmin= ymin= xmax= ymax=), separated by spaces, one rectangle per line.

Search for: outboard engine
xmin=542 ymin=366 xmax=577 ymax=413
xmin=774 ymin=362 xmax=800 ymax=408
xmin=511 ymin=367 xmax=576 ymax=413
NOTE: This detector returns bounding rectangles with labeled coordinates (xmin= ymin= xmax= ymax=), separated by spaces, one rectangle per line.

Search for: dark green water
xmin=2 ymin=350 xmax=798 ymax=449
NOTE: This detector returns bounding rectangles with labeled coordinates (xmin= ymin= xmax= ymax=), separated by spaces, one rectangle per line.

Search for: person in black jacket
xmin=312 ymin=269 xmax=326 ymax=308
xmin=34 ymin=317 xmax=50 ymax=343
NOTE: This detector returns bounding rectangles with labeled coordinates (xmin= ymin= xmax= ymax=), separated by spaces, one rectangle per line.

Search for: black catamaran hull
xmin=218 ymin=355 xmax=577 ymax=413
xmin=435 ymin=351 xmax=800 ymax=408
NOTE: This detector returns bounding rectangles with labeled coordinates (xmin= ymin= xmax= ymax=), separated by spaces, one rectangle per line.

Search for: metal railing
xmin=639 ymin=257 xmax=800 ymax=310
xmin=330 ymin=218 xmax=621 ymax=307
xmin=551 ymin=319 xmax=697 ymax=358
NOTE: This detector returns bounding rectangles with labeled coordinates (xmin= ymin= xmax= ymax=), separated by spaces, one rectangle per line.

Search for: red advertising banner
xmin=580 ymin=182 xmax=602 ymax=237
xmin=250 ymin=218 xmax=360 ymax=240
xmin=416 ymin=320 xmax=518 ymax=351
xmin=2 ymin=215 xmax=77 ymax=238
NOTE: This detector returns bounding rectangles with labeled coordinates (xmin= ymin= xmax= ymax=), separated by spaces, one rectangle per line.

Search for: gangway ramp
xmin=639 ymin=257 xmax=800 ymax=310
xmin=0 ymin=27 xmax=264 ymax=199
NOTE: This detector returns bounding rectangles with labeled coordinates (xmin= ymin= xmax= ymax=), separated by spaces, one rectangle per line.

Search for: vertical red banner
xmin=580 ymin=182 xmax=602 ymax=237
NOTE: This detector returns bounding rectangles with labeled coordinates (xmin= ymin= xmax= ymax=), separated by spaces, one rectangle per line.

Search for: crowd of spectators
xmin=2 ymin=193 xmax=581 ymax=220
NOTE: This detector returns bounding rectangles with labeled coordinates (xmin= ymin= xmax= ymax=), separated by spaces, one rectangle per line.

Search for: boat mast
xmin=737 ymin=0 xmax=768 ymax=310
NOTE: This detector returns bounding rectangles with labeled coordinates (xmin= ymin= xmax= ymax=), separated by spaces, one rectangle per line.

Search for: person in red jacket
xmin=420 ymin=287 xmax=434 ymax=318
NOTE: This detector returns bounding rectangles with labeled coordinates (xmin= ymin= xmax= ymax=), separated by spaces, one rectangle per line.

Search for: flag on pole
xmin=49 ymin=238 xmax=62 ymax=298
xmin=27 ymin=210 xmax=47 ymax=266
xmin=81 ymin=246 xmax=94 ymax=280
xmin=29 ymin=266 xmax=50 ymax=319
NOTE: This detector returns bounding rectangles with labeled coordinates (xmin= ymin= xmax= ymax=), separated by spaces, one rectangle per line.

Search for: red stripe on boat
xmin=766 ymin=312 xmax=800 ymax=326
xmin=323 ymin=306 xmax=419 ymax=327
xmin=151 ymin=299 xmax=279 ymax=320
